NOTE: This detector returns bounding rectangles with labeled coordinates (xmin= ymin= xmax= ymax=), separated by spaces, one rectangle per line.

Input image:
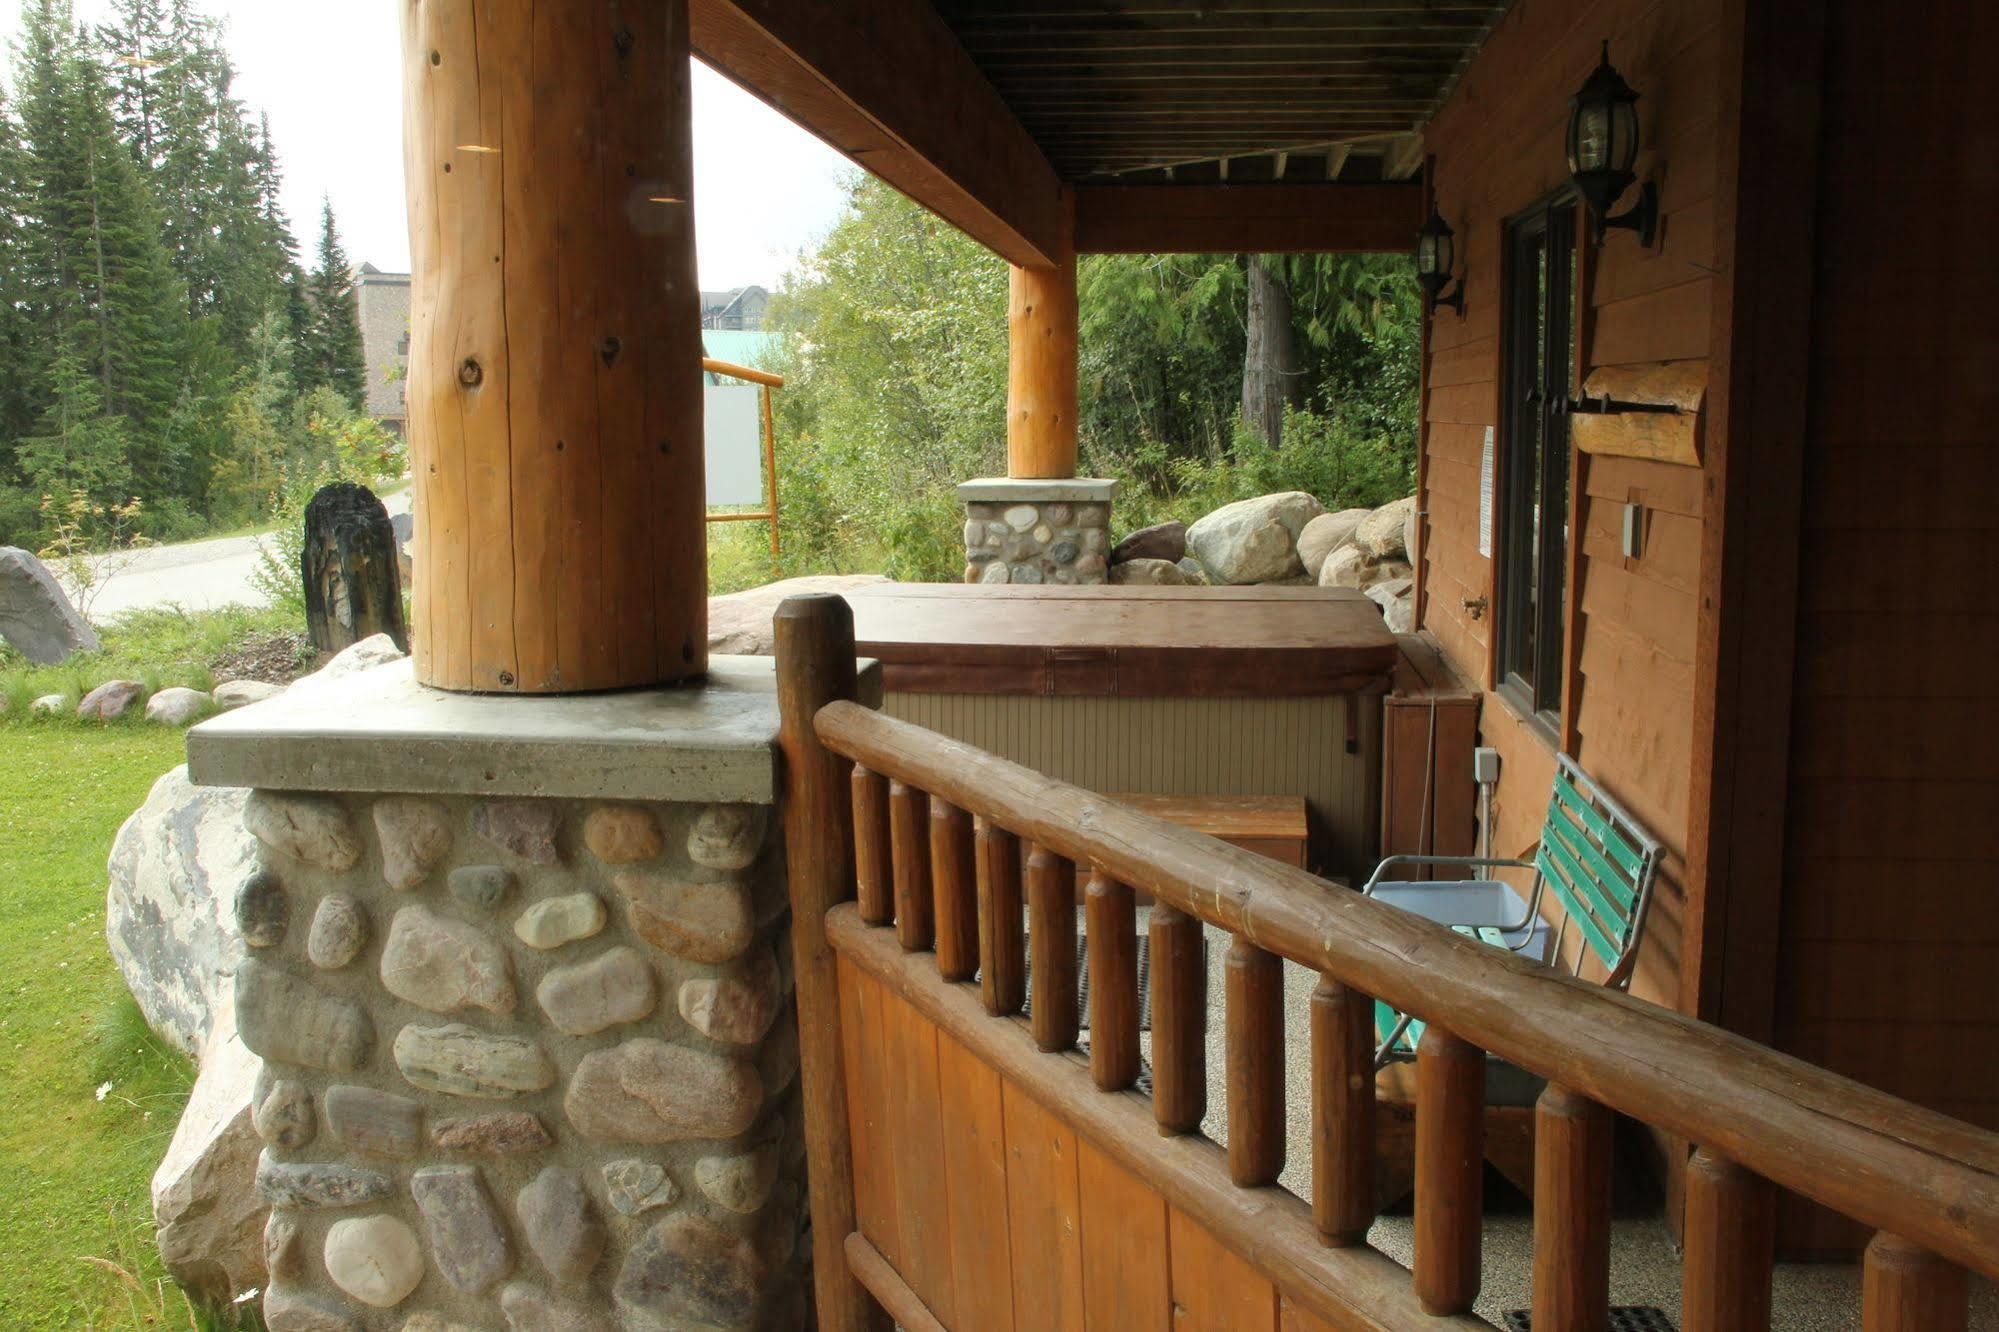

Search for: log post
xmin=1862 ymin=1233 xmax=1970 ymax=1332
xmin=1681 ymin=1148 xmax=1774 ymax=1332
xmin=773 ymin=593 xmax=891 ymax=1332
xmin=1413 ymin=1025 xmax=1484 ymax=1316
xmin=1005 ymin=192 xmax=1078 ymax=479
xmin=403 ymin=0 xmax=706 ymax=692
xmin=1311 ymin=975 xmax=1376 ymax=1246
xmin=1531 ymin=1085 xmax=1613 ymax=1332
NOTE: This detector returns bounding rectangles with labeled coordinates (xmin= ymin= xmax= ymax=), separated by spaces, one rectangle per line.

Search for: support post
xmin=1682 ymin=1148 xmax=1775 ymax=1332
xmin=403 ymin=0 xmax=707 ymax=692
xmin=774 ymin=594 xmax=891 ymax=1332
xmin=1006 ymin=193 xmax=1078 ymax=480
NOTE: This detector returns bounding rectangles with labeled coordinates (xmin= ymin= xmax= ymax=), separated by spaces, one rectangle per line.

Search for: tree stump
xmin=303 ymin=483 xmax=409 ymax=658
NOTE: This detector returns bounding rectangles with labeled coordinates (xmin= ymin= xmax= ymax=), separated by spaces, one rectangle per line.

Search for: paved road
xmin=76 ymin=489 xmax=411 ymax=622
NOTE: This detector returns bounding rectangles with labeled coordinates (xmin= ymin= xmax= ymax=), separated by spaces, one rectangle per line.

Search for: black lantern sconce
xmin=1416 ymin=208 xmax=1465 ymax=317
xmin=1567 ymin=41 xmax=1657 ymax=246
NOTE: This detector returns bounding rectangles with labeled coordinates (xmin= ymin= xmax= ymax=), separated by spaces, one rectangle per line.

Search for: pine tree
xmin=299 ymin=198 xmax=365 ymax=408
xmin=15 ymin=0 xmax=189 ymax=497
xmin=97 ymin=0 xmax=170 ymax=169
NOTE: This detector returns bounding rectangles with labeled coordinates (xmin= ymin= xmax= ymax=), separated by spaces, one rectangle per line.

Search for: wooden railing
xmin=775 ymin=594 xmax=1999 ymax=1332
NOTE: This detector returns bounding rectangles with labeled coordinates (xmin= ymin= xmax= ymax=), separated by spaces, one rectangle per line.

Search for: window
xmin=1497 ymin=196 xmax=1577 ymax=728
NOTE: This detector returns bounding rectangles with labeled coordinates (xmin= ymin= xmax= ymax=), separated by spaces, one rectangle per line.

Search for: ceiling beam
xmin=1074 ymin=182 xmax=1421 ymax=253
xmin=689 ymin=0 xmax=1066 ymax=267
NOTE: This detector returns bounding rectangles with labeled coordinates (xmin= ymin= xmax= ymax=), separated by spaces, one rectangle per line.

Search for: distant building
xmin=701 ymin=285 xmax=769 ymax=331
xmin=355 ymin=264 xmax=411 ymax=434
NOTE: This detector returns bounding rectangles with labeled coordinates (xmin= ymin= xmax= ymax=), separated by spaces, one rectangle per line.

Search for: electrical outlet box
xmin=1474 ymin=746 xmax=1501 ymax=784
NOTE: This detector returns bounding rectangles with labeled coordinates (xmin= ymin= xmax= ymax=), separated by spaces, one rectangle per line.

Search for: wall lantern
xmin=1416 ymin=208 xmax=1466 ymax=317
xmin=1567 ymin=41 xmax=1658 ymax=246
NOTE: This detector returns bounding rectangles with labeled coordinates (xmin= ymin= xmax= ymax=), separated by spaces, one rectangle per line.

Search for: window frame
xmin=1494 ymin=192 xmax=1578 ymax=733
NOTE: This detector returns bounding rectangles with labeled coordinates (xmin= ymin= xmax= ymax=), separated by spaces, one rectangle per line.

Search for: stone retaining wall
xmin=234 ymin=788 xmax=805 ymax=1331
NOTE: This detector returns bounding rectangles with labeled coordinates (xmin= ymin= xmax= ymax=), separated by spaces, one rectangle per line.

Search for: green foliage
xmin=765 ymin=174 xmax=1421 ymax=579
xmin=0 ymin=0 xmax=372 ymax=555
xmin=298 ymin=198 xmax=365 ymax=408
xmin=246 ymin=394 xmax=406 ymax=618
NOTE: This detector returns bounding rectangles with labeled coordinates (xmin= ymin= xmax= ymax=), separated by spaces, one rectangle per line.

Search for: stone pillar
xmin=960 ymin=478 xmax=1119 ymax=585
xmin=186 ymin=657 xmax=866 ymax=1330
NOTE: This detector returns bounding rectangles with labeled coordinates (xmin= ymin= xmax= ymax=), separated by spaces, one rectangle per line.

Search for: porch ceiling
xmin=690 ymin=0 xmax=1497 ymax=263
xmin=932 ymin=0 xmax=1506 ymax=184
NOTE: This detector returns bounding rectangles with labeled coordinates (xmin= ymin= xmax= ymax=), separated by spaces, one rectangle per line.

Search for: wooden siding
xmin=1417 ymin=0 xmax=1727 ymax=1011
xmin=1770 ymin=0 xmax=1999 ymax=1241
xmin=881 ymin=691 xmax=1380 ymax=882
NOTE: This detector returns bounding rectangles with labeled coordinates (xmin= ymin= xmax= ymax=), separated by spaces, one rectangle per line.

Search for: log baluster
xmin=1862 ymin=1233 xmax=1970 ymax=1332
xmin=929 ymin=797 xmax=978 ymax=982
xmin=1226 ymin=937 xmax=1285 ymax=1187
xmin=1149 ymin=901 xmax=1206 ymax=1135
xmin=1681 ymin=1148 xmax=1774 ymax=1332
xmin=1310 ymin=974 xmax=1375 ymax=1246
xmin=851 ymin=764 xmax=892 ymax=926
xmin=1531 ymin=1085 xmax=1612 ymax=1332
xmin=1026 ymin=844 xmax=1079 ymax=1051
xmin=975 ymin=818 xmax=1025 ymax=1015
xmin=888 ymin=780 xmax=933 ymax=952
xmin=1413 ymin=1025 xmax=1483 ymax=1316
xmin=1085 ymin=869 xmax=1140 ymax=1091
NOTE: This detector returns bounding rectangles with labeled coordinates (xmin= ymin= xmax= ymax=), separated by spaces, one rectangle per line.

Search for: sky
xmin=0 ymin=0 xmax=856 ymax=290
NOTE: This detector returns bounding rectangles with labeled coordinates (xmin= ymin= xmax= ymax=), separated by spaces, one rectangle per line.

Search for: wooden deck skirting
xmin=811 ymin=697 xmax=1999 ymax=1285
xmin=832 ymin=907 xmax=1492 ymax=1330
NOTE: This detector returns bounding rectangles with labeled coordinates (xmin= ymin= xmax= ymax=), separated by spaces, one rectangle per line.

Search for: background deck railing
xmin=775 ymin=594 xmax=1999 ymax=1332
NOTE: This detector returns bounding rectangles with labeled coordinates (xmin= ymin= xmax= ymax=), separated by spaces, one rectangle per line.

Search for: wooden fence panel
xmin=1003 ymin=1081 xmax=1088 ymax=1332
xmin=882 ymin=985 xmax=956 ymax=1322
xmin=839 ymin=957 xmax=898 ymax=1266
xmin=937 ymin=1028 xmax=1016 ymax=1332
xmin=1078 ymin=1138 xmax=1172 ymax=1330
xmin=1168 ymin=1207 xmax=1281 ymax=1331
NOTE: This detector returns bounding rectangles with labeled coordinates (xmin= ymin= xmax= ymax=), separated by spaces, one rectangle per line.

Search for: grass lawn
xmin=0 ymin=725 xmax=234 ymax=1329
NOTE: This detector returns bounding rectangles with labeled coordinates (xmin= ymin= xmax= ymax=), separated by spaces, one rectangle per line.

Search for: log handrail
xmin=812 ymin=697 xmax=1999 ymax=1281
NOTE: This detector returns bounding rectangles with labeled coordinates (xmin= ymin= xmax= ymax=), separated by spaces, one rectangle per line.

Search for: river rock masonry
xmin=187 ymin=657 xmax=812 ymax=1329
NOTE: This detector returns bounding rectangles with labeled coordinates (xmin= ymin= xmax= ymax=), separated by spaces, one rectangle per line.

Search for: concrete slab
xmin=186 ymin=655 xmax=882 ymax=805
xmin=955 ymin=477 xmax=1121 ymax=504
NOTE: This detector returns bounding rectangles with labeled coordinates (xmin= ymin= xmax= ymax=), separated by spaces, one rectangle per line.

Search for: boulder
xmin=707 ymin=575 xmax=891 ymax=656
xmin=78 ymin=679 xmax=145 ymax=720
xmin=1366 ymin=577 xmax=1416 ymax=634
xmin=213 ymin=679 xmax=285 ymax=711
xmin=151 ymin=1001 xmax=267 ymax=1302
xmin=1354 ymin=496 xmax=1417 ymax=561
xmin=1108 ymin=558 xmax=1189 ymax=587
xmin=1175 ymin=558 xmax=1210 ymax=586
xmin=1296 ymin=508 xmax=1371 ymax=580
xmin=30 ymin=693 xmax=67 ymax=715
xmin=145 ymin=687 xmax=214 ymax=726
xmin=287 ymin=633 xmax=406 ymax=699
xmin=107 ymin=766 xmax=257 ymax=1056
xmin=1110 ymin=520 xmax=1186 ymax=566
xmin=1318 ymin=544 xmax=1373 ymax=591
xmin=0 ymin=545 xmax=99 ymax=664
xmin=1185 ymin=491 xmax=1324 ymax=585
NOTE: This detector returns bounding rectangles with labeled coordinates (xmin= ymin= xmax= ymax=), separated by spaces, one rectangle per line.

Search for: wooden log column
xmin=1005 ymin=193 xmax=1078 ymax=480
xmin=403 ymin=0 xmax=706 ymax=693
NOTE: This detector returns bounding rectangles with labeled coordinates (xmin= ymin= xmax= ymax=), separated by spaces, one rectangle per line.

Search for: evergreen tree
xmin=15 ymin=322 xmax=136 ymax=509
xmin=97 ymin=0 xmax=169 ymax=169
xmin=299 ymin=198 xmax=365 ymax=408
